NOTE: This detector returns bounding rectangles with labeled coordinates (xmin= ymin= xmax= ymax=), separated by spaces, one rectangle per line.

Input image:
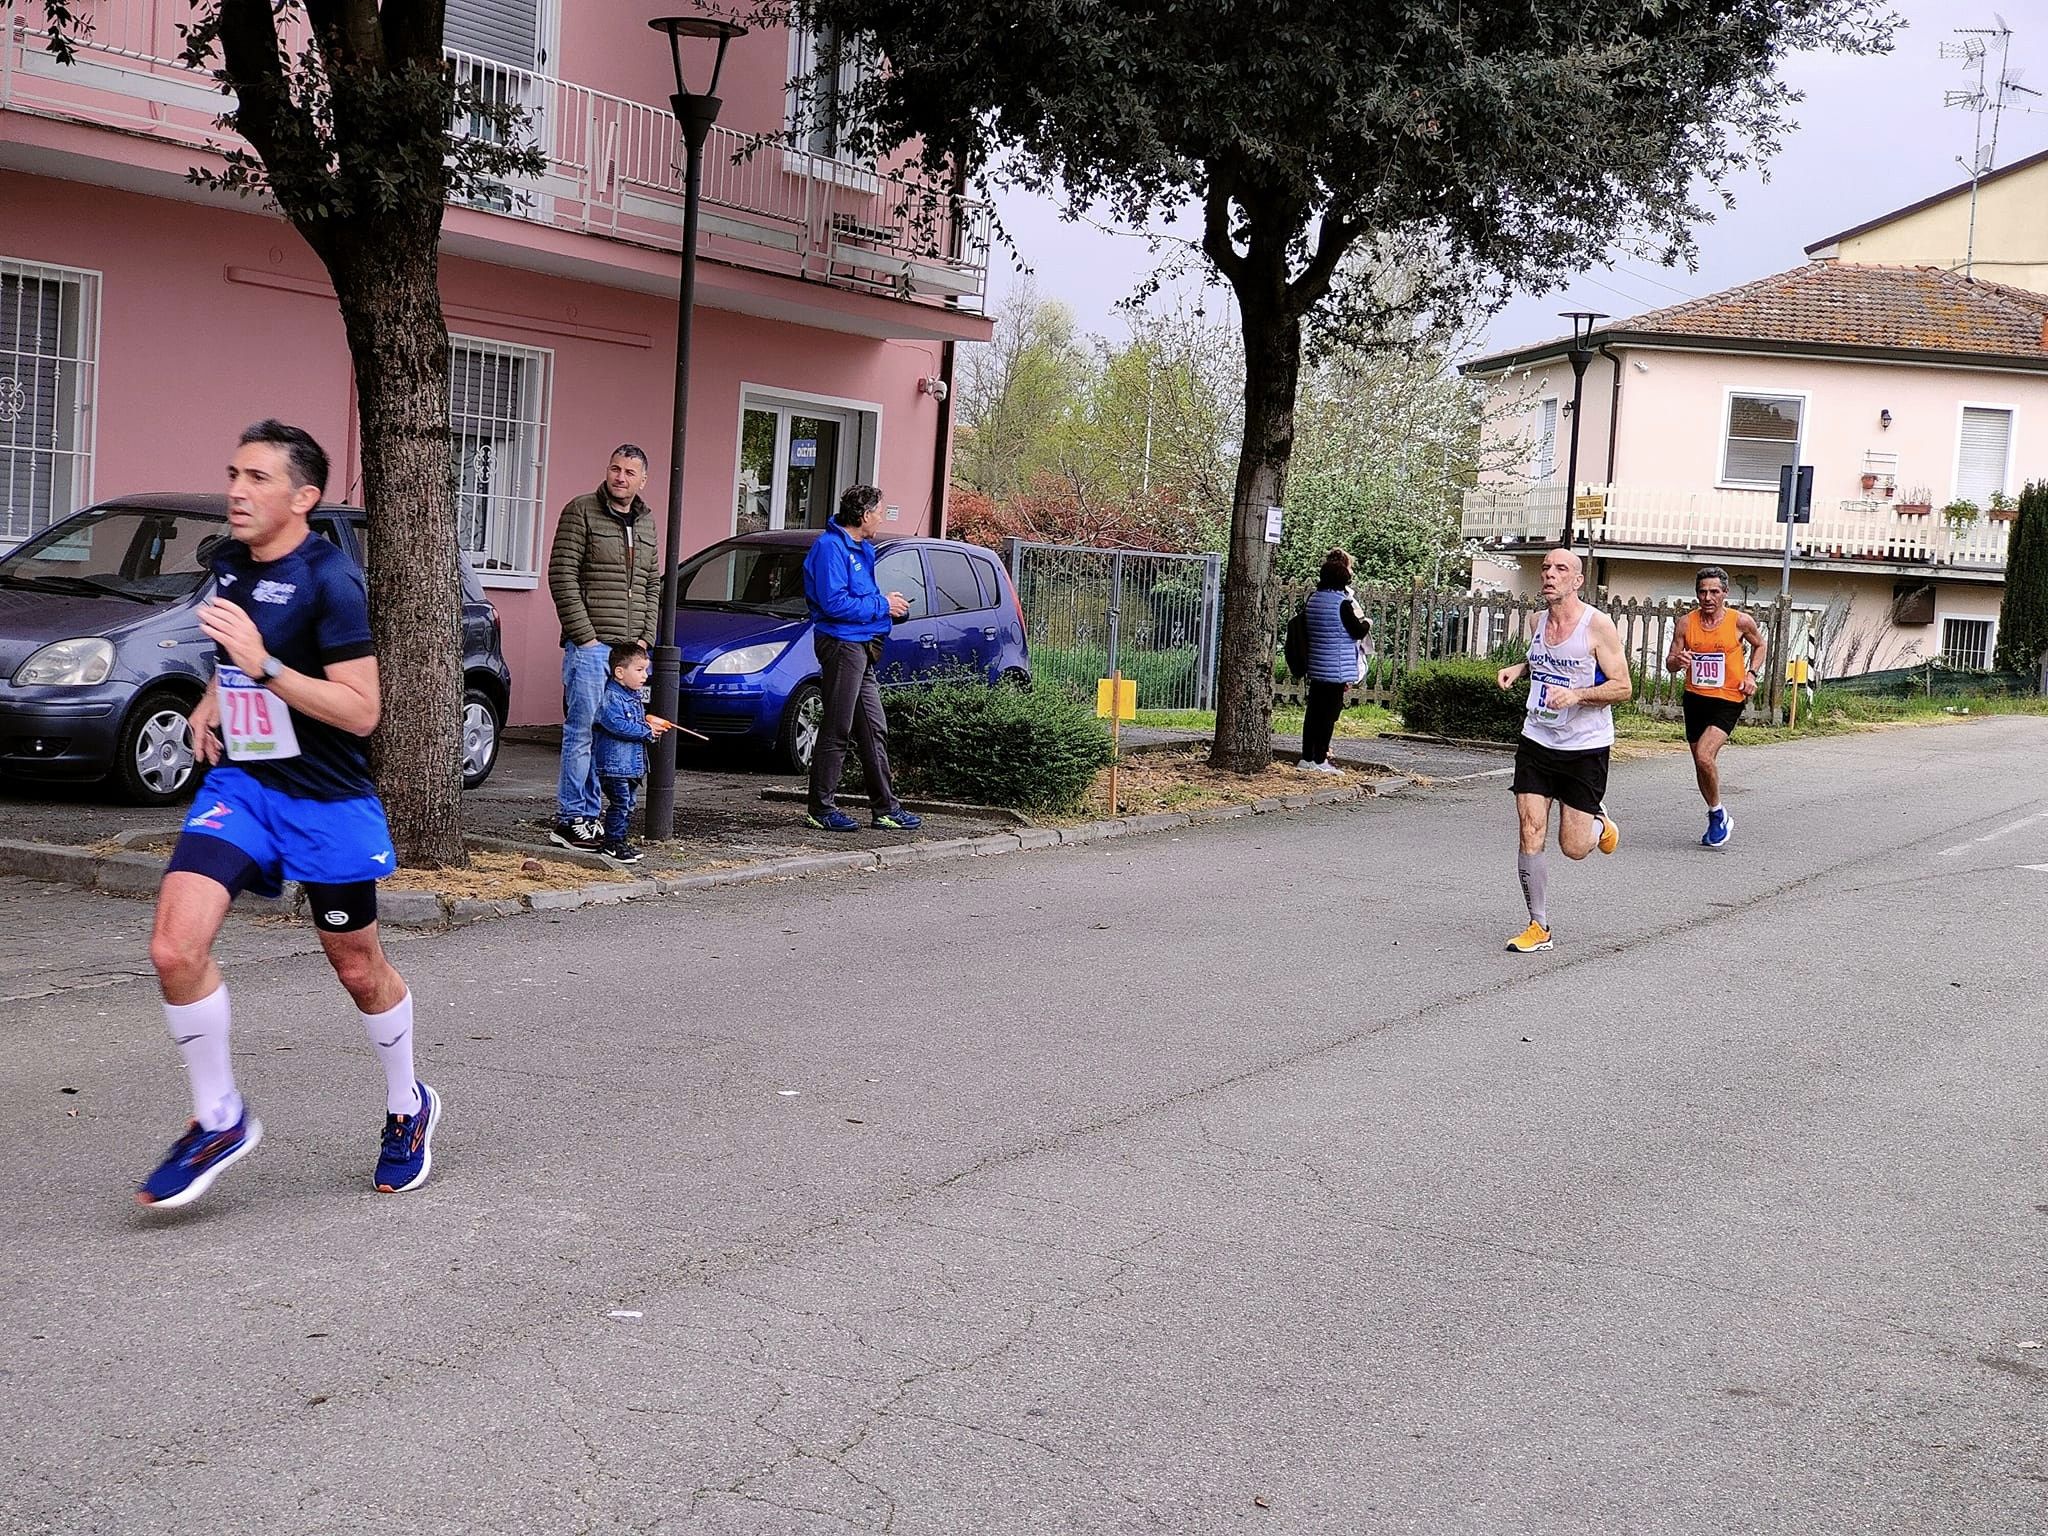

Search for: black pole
xmin=1561 ymin=345 xmax=1591 ymax=547
xmin=644 ymin=89 xmax=720 ymax=841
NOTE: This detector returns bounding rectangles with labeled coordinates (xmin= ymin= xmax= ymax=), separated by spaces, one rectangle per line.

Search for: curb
xmin=0 ymin=776 xmax=1386 ymax=931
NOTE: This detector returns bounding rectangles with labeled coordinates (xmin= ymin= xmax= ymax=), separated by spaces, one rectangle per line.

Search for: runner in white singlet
xmin=1494 ymin=546 xmax=1632 ymax=953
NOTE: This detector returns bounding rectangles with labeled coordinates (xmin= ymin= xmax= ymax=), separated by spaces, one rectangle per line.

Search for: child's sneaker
xmin=805 ymin=809 xmax=860 ymax=832
xmin=136 ymin=1110 xmax=263 ymax=1209
xmin=598 ymin=840 xmax=644 ymax=865
xmin=376 ymin=1082 xmax=441 ymax=1194
xmin=872 ymin=807 xmax=923 ymax=830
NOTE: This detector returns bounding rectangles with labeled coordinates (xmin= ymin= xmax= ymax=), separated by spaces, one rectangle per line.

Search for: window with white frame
xmin=449 ymin=335 xmax=550 ymax=580
xmin=1954 ymin=405 xmax=2013 ymax=506
xmin=1721 ymin=392 xmax=1804 ymax=487
xmin=1941 ymin=615 xmax=1993 ymax=671
xmin=1529 ymin=397 xmax=1558 ymax=481
xmin=0 ymin=258 xmax=98 ymax=546
xmin=787 ymin=22 xmax=868 ymax=161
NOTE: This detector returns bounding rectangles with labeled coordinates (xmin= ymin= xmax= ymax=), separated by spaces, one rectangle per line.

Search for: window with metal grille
xmin=1721 ymin=392 xmax=1804 ymax=487
xmin=0 ymin=258 xmax=98 ymax=546
xmin=1530 ymin=397 xmax=1557 ymax=482
xmin=1953 ymin=406 xmax=2013 ymax=506
xmin=1941 ymin=616 xmax=1993 ymax=671
xmin=449 ymin=335 xmax=550 ymax=579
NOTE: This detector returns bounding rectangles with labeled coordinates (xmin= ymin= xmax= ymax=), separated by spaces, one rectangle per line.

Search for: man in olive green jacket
xmin=547 ymin=445 xmax=662 ymax=848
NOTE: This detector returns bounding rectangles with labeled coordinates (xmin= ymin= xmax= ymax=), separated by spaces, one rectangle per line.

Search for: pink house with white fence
xmin=0 ymin=0 xmax=992 ymax=724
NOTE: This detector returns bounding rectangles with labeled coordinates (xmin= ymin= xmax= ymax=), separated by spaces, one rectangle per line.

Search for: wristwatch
xmin=259 ymin=655 xmax=284 ymax=682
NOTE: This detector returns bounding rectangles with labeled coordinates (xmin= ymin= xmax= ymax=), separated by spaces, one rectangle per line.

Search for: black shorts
xmin=1511 ymin=737 xmax=1610 ymax=816
xmin=1682 ymin=691 xmax=1745 ymax=744
xmin=165 ymin=833 xmax=380 ymax=932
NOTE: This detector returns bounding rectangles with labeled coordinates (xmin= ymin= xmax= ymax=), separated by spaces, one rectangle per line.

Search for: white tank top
xmin=1524 ymin=604 xmax=1614 ymax=751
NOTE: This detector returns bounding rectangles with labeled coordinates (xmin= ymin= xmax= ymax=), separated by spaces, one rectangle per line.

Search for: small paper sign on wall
xmin=1095 ymin=677 xmax=1137 ymax=720
xmin=790 ymin=437 xmax=817 ymax=468
xmin=1264 ymin=505 xmax=1284 ymax=544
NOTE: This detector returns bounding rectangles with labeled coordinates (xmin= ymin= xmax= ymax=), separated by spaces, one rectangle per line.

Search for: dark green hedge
xmin=880 ymin=673 xmax=1114 ymax=812
xmin=1398 ymin=658 xmax=1526 ymax=742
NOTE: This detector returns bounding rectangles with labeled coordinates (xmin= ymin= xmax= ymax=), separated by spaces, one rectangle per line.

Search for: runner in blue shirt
xmin=136 ymin=420 xmax=440 ymax=1210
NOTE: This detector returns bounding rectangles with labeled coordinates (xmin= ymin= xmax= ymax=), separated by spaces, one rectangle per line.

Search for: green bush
xmin=881 ymin=671 xmax=1114 ymax=812
xmin=1399 ymin=657 xmax=1525 ymax=742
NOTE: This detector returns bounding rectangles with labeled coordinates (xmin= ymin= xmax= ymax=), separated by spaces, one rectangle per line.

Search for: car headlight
xmin=702 ymin=641 xmax=789 ymax=676
xmin=13 ymin=637 xmax=116 ymax=686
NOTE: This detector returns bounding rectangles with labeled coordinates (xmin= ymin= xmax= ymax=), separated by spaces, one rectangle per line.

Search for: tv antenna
xmin=1942 ymin=16 xmax=2039 ymax=279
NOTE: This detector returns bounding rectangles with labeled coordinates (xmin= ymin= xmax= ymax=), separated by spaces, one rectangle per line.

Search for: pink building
xmin=0 ymin=0 xmax=992 ymax=724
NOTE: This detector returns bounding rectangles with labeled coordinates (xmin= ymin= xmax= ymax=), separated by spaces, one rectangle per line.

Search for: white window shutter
xmin=447 ymin=0 xmax=540 ymax=69
xmin=1956 ymin=407 xmax=2011 ymax=504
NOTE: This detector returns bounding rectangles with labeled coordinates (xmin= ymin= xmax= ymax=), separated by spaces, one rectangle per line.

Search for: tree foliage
xmin=1994 ymin=481 xmax=2048 ymax=675
xmin=39 ymin=0 xmax=543 ymax=864
xmin=782 ymin=0 xmax=1895 ymax=769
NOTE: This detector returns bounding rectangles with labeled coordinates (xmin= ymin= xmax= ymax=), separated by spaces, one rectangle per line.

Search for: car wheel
xmin=116 ymin=690 xmax=199 ymax=806
xmin=777 ymin=680 xmax=824 ymax=774
xmin=461 ymin=686 xmax=503 ymax=790
xmin=999 ymin=668 xmax=1032 ymax=690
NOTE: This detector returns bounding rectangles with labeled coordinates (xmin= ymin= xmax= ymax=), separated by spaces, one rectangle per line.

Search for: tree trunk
xmin=329 ymin=218 xmax=468 ymax=869
xmin=1209 ymin=293 xmax=1303 ymax=773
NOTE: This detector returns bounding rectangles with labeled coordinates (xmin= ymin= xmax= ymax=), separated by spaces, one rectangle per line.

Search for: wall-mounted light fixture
xmin=1880 ymin=408 xmax=1893 ymax=429
xmin=918 ymin=375 xmax=949 ymax=401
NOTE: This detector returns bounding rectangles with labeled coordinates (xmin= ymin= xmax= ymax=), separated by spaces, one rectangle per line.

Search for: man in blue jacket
xmin=801 ymin=485 xmax=922 ymax=832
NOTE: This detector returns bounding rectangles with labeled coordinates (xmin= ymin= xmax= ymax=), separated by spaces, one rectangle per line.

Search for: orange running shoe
xmin=1505 ymin=921 xmax=1554 ymax=953
xmin=1597 ymin=808 xmax=1620 ymax=856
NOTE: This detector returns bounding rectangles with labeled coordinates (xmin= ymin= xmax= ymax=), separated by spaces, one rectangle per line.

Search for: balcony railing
xmin=2 ymin=2 xmax=990 ymax=312
xmin=1463 ymin=483 xmax=2012 ymax=570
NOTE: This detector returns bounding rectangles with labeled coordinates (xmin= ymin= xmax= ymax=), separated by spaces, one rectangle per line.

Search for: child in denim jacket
xmin=591 ymin=642 xmax=670 ymax=864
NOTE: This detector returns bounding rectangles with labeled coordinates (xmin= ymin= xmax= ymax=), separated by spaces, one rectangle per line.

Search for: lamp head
xmin=649 ymin=15 xmax=749 ymax=99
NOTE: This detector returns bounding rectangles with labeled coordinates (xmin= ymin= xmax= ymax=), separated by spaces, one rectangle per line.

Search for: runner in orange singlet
xmin=1664 ymin=566 xmax=1766 ymax=849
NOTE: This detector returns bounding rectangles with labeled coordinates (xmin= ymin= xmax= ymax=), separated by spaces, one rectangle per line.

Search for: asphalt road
xmin=4 ymin=718 xmax=2044 ymax=1535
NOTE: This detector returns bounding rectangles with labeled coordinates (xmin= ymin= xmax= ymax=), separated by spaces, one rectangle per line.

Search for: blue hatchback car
xmin=0 ymin=494 xmax=512 ymax=804
xmin=672 ymin=530 xmax=1031 ymax=771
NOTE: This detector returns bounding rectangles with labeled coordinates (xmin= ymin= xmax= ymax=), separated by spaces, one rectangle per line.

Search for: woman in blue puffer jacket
xmin=1299 ymin=548 xmax=1371 ymax=775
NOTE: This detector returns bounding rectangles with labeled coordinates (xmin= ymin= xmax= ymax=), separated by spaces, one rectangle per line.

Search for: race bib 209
xmin=1690 ymin=653 xmax=1727 ymax=690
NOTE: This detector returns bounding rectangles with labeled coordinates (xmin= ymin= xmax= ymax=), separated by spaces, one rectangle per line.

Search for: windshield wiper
xmin=0 ymin=572 xmax=159 ymax=604
xmin=681 ymin=598 xmax=796 ymax=615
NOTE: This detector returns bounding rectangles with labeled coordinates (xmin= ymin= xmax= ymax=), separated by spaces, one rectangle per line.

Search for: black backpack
xmin=1283 ymin=603 xmax=1309 ymax=680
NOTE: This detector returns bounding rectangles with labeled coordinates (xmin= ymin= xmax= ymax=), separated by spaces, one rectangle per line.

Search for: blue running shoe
xmin=872 ymin=807 xmax=923 ymax=831
xmin=136 ymin=1110 xmax=262 ymax=1209
xmin=1703 ymin=807 xmax=1732 ymax=849
xmin=805 ymin=809 xmax=860 ymax=832
xmin=375 ymin=1082 xmax=441 ymax=1194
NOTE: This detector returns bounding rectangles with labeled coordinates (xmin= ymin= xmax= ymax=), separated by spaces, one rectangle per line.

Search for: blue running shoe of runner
xmin=873 ymin=808 xmax=923 ymax=831
xmin=1703 ymin=807 xmax=1732 ymax=848
xmin=805 ymin=809 xmax=860 ymax=832
xmin=375 ymin=1081 xmax=441 ymax=1194
xmin=136 ymin=1110 xmax=263 ymax=1209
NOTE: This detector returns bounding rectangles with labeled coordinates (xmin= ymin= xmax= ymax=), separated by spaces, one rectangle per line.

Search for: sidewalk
xmin=0 ymin=734 xmax=1399 ymax=931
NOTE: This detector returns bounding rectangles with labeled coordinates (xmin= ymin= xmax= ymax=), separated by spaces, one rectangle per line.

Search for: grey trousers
xmin=809 ymin=634 xmax=897 ymax=816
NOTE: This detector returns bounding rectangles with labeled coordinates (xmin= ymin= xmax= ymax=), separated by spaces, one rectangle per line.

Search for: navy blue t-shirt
xmin=206 ymin=530 xmax=378 ymax=801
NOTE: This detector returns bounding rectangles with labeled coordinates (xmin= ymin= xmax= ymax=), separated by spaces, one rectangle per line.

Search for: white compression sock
xmin=359 ymin=993 xmax=422 ymax=1117
xmin=163 ymin=984 xmax=241 ymax=1132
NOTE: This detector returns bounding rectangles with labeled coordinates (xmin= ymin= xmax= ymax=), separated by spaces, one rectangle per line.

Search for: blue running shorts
xmin=169 ymin=764 xmax=396 ymax=898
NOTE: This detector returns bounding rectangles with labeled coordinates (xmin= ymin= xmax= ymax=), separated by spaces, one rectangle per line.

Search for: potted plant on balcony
xmin=1941 ymin=497 xmax=1980 ymax=530
xmin=1986 ymin=490 xmax=2018 ymax=522
xmin=1897 ymin=485 xmax=1933 ymax=517
xmin=1860 ymin=470 xmax=1879 ymax=492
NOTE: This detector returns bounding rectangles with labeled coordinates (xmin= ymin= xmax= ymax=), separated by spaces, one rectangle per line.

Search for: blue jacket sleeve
xmin=594 ymin=689 xmax=652 ymax=743
xmin=807 ymin=537 xmax=889 ymax=626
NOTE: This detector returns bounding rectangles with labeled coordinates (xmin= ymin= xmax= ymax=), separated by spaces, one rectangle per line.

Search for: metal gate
xmin=1004 ymin=539 xmax=1223 ymax=711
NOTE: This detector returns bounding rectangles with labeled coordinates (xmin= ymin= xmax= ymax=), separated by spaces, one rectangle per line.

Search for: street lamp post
xmin=644 ymin=14 xmax=747 ymax=842
xmin=1558 ymin=310 xmax=1606 ymax=547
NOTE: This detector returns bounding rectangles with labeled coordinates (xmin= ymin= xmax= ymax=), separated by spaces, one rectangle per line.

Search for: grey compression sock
xmin=1517 ymin=851 xmax=1548 ymax=928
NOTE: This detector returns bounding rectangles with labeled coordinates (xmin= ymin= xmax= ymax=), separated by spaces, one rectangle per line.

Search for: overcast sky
xmin=984 ymin=0 xmax=2048 ymax=357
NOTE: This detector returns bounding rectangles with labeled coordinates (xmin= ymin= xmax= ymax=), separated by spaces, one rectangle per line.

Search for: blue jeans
xmin=556 ymin=641 xmax=609 ymax=824
xmin=600 ymin=776 xmax=637 ymax=846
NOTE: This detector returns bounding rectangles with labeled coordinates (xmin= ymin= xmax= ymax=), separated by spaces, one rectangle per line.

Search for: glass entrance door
xmin=733 ymin=401 xmax=860 ymax=533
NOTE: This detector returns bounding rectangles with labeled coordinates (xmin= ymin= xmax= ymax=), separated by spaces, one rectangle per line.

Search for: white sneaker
xmin=1319 ymin=761 xmax=1346 ymax=776
xmin=1296 ymin=759 xmax=1317 ymax=771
